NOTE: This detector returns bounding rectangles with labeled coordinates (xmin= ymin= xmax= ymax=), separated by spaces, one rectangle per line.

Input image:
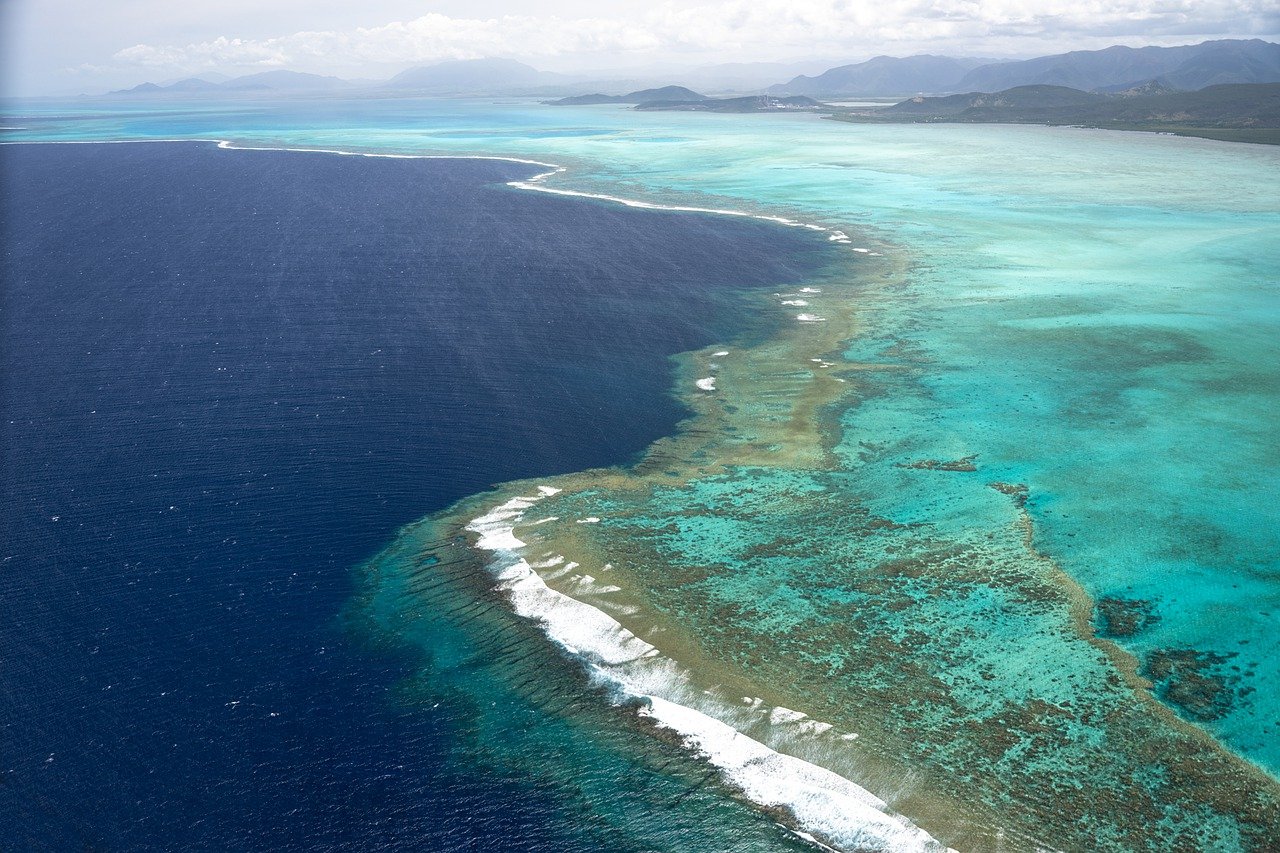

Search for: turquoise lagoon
xmin=8 ymin=98 xmax=1278 ymax=849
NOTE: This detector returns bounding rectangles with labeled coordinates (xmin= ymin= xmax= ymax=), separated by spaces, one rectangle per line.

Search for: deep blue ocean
xmin=0 ymin=142 xmax=828 ymax=850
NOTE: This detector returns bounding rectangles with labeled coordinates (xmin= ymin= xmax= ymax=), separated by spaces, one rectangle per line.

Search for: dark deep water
xmin=0 ymin=141 xmax=828 ymax=850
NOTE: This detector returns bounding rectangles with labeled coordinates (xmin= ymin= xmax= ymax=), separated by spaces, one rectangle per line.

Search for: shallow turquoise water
xmin=8 ymin=96 xmax=1278 ymax=844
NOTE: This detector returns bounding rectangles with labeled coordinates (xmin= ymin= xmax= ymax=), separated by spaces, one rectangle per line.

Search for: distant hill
xmin=681 ymin=60 xmax=838 ymax=93
xmin=878 ymin=82 xmax=1280 ymax=127
xmin=548 ymin=86 xmax=708 ymax=105
xmin=113 ymin=71 xmax=346 ymax=95
xmin=163 ymin=78 xmax=223 ymax=92
xmin=384 ymin=58 xmax=554 ymax=92
xmin=767 ymin=55 xmax=992 ymax=96
xmin=220 ymin=71 xmax=345 ymax=91
xmin=958 ymin=39 xmax=1280 ymax=93
xmin=884 ymin=85 xmax=1099 ymax=117
xmin=636 ymin=95 xmax=826 ymax=113
xmin=117 ymin=82 xmax=164 ymax=94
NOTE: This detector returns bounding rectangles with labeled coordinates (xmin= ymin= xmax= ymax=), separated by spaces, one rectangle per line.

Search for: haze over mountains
xmin=877 ymin=82 xmax=1280 ymax=126
xmin=956 ymin=39 xmax=1280 ymax=93
xmin=382 ymin=59 xmax=564 ymax=93
xmin=766 ymin=40 xmax=1280 ymax=96
xmin=111 ymin=39 xmax=1280 ymax=101
xmin=118 ymin=70 xmax=355 ymax=95
xmin=766 ymin=55 xmax=991 ymax=97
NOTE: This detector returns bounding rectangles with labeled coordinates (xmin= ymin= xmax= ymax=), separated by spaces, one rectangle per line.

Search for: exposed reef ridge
xmin=364 ymin=218 xmax=1279 ymax=851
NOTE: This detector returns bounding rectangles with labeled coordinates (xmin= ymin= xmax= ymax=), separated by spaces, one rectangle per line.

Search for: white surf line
xmin=506 ymin=170 xmax=841 ymax=235
xmin=467 ymin=488 xmax=952 ymax=853
xmin=217 ymin=140 xmax=825 ymax=238
xmin=5 ymin=138 xmax=877 ymax=251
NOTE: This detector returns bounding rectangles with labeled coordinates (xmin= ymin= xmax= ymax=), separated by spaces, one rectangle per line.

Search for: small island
xmin=544 ymin=86 xmax=708 ymax=105
xmin=547 ymin=88 xmax=828 ymax=113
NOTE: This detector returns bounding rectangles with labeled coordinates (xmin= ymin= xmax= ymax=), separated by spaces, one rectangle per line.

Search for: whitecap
xmin=464 ymin=492 xmax=951 ymax=852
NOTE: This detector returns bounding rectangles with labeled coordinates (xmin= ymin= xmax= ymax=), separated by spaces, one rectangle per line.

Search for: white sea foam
xmin=800 ymin=287 xmax=822 ymax=294
xmin=781 ymin=299 xmax=810 ymax=306
xmin=4 ymin=139 xmax=873 ymax=253
xmin=696 ymin=377 xmax=718 ymax=391
xmin=465 ymin=491 xmax=951 ymax=853
xmin=797 ymin=314 xmax=828 ymax=323
xmin=714 ymin=351 xmax=730 ymax=357
xmin=7 ymin=140 xmax=883 ymax=275
xmin=770 ymin=706 xmax=810 ymax=725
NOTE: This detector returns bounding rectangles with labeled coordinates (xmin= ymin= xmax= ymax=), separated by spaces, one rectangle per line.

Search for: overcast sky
xmin=4 ymin=0 xmax=1278 ymax=96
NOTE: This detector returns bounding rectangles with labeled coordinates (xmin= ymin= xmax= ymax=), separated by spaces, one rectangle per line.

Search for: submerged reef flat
xmin=362 ymin=231 xmax=1279 ymax=850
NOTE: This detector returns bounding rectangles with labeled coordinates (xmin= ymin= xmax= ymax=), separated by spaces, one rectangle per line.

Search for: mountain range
xmin=957 ymin=39 xmax=1280 ymax=93
xmin=766 ymin=55 xmax=991 ymax=97
xmin=767 ymin=39 xmax=1279 ymax=97
xmin=110 ymin=39 xmax=1280 ymax=100
xmin=115 ymin=70 xmax=350 ymax=95
xmin=860 ymin=82 xmax=1280 ymax=137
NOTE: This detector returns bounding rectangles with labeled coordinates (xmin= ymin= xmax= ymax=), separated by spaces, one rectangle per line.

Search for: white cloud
xmin=109 ymin=0 xmax=1279 ymax=73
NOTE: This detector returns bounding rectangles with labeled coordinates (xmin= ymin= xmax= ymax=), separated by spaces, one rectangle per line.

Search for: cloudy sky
xmin=5 ymin=0 xmax=1278 ymax=95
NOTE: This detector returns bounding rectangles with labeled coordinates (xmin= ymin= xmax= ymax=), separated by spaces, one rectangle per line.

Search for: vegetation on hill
xmin=957 ymin=39 xmax=1280 ymax=93
xmin=829 ymin=82 xmax=1280 ymax=144
xmin=636 ymin=95 xmax=826 ymax=113
xmin=547 ymin=86 xmax=707 ymax=106
xmin=876 ymin=82 xmax=1280 ymax=126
